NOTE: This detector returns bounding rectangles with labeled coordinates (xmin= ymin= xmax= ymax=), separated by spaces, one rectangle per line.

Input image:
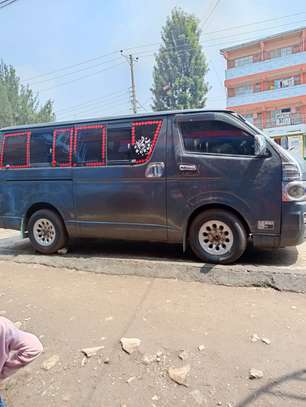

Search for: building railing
xmin=253 ymin=112 xmax=306 ymax=129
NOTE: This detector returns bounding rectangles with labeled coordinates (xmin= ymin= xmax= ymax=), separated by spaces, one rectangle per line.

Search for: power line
xmin=0 ymin=0 xmax=18 ymax=9
xmin=200 ymin=0 xmax=221 ymax=29
xmin=21 ymin=11 xmax=306 ymax=84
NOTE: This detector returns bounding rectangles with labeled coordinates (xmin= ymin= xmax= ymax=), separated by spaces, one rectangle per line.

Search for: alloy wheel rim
xmin=33 ymin=218 xmax=56 ymax=247
xmin=198 ymin=220 xmax=233 ymax=256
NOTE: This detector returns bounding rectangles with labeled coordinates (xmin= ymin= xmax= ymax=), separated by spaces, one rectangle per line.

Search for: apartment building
xmin=220 ymin=27 xmax=306 ymax=168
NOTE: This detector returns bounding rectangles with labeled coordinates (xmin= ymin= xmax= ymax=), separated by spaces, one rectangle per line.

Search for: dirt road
xmin=0 ymin=260 xmax=306 ymax=406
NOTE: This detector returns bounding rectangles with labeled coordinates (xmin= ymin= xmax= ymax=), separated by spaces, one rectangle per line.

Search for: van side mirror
xmin=254 ymin=134 xmax=269 ymax=157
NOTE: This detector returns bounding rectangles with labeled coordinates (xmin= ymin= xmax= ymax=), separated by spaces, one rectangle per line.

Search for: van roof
xmin=0 ymin=109 xmax=236 ymax=132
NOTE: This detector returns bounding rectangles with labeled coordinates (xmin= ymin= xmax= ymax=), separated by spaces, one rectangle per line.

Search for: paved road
xmin=0 ymin=260 xmax=306 ymax=407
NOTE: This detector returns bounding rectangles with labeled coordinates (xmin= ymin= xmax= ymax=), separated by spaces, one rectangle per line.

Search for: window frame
xmin=0 ymin=131 xmax=31 ymax=169
xmin=74 ymin=124 xmax=106 ymax=167
xmin=52 ymin=127 xmax=74 ymax=167
xmin=131 ymin=120 xmax=163 ymax=164
xmin=176 ymin=114 xmax=258 ymax=159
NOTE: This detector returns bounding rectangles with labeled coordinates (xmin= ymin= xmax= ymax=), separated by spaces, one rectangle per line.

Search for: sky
xmin=0 ymin=0 xmax=306 ymax=121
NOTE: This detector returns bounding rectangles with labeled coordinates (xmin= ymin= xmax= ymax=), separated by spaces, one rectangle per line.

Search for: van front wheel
xmin=28 ymin=209 xmax=67 ymax=254
xmin=189 ymin=209 xmax=247 ymax=264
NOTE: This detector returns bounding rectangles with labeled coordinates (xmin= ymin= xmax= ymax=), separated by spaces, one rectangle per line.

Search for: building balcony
xmin=225 ymin=51 xmax=306 ymax=80
xmin=254 ymin=112 xmax=306 ymax=137
xmin=227 ymin=84 xmax=306 ymax=107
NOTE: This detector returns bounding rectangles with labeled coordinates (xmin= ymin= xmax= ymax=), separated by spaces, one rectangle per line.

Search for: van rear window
xmin=1 ymin=132 xmax=30 ymax=168
xmin=180 ymin=120 xmax=255 ymax=156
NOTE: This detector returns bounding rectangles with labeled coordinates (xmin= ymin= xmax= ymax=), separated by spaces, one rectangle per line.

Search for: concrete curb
xmin=1 ymin=252 xmax=306 ymax=293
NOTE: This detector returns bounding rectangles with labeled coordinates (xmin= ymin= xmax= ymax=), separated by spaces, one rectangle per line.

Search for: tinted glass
xmin=30 ymin=128 xmax=53 ymax=166
xmin=54 ymin=128 xmax=72 ymax=166
xmin=2 ymin=133 xmax=28 ymax=167
xmin=180 ymin=120 xmax=255 ymax=156
xmin=76 ymin=125 xmax=105 ymax=165
xmin=107 ymin=127 xmax=132 ymax=164
xmin=132 ymin=121 xmax=162 ymax=163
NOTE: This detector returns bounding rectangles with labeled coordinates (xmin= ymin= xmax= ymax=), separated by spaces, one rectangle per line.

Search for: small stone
xmin=226 ymin=403 xmax=233 ymax=407
xmin=41 ymin=355 xmax=60 ymax=371
xmin=291 ymin=305 xmax=297 ymax=310
xmin=190 ymin=389 xmax=204 ymax=405
xmin=14 ymin=321 xmax=22 ymax=329
xmin=168 ymin=364 xmax=190 ymax=386
xmin=178 ymin=350 xmax=189 ymax=361
xmin=81 ymin=346 xmax=104 ymax=358
xmin=62 ymin=394 xmax=71 ymax=402
xmin=250 ymin=334 xmax=260 ymax=343
xmin=198 ymin=345 xmax=205 ymax=351
xmin=249 ymin=368 xmax=264 ymax=380
xmin=81 ymin=357 xmax=87 ymax=367
xmin=261 ymin=337 xmax=271 ymax=345
xmin=57 ymin=248 xmax=68 ymax=255
xmin=156 ymin=350 xmax=163 ymax=357
xmin=120 ymin=337 xmax=141 ymax=354
xmin=142 ymin=354 xmax=156 ymax=365
xmin=105 ymin=316 xmax=113 ymax=321
xmin=104 ymin=357 xmax=110 ymax=364
xmin=217 ymin=402 xmax=222 ymax=406
xmin=126 ymin=376 xmax=136 ymax=384
xmin=152 ymin=395 xmax=159 ymax=401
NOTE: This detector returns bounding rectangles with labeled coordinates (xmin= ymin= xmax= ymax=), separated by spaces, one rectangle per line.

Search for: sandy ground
xmin=0 ymin=260 xmax=306 ymax=407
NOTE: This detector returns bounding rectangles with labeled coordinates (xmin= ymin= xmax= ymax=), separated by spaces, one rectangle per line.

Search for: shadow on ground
xmin=237 ymin=368 xmax=306 ymax=406
xmin=0 ymin=233 xmax=299 ymax=268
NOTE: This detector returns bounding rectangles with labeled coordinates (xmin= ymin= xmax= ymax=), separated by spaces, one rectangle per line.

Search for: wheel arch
xmin=22 ymin=202 xmax=66 ymax=237
xmin=183 ymin=203 xmax=251 ymax=252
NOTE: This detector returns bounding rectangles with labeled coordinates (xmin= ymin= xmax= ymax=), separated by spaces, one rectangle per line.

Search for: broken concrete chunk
xmin=168 ymin=364 xmax=190 ymax=386
xmin=57 ymin=248 xmax=68 ymax=255
xmin=250 ymin=334 xmax=260 ymax=343
xmin=178 ymin=350 xmax=189 ymax=361
xmin=120 ymin=337 xmax=141 ymax=354
xmin=249 ymin=368 xmax=264 ymax=380
xmin=261 ymin=337 xmax=271 ymax=345
xmin=81 ymin=346 xmax=104 ymax=358
xmin=41 ymin=355 xmax=60 ymax=371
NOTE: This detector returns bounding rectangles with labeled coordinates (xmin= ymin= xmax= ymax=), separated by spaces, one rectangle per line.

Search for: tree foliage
xmin=151 ymin=8 xmax=209 ymax=111
xmin=0 ymin=61 xmax=55 ymax=128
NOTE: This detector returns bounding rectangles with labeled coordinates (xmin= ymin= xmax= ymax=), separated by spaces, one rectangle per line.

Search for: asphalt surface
xmin=1 ymin=261 xmax=306 ymax=407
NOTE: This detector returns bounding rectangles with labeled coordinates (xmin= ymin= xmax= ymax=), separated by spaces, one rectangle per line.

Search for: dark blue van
xmin=0 ymin=109 xmax=305 ymax=264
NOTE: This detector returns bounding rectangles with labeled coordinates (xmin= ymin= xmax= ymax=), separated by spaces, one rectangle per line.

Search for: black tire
xmin=28 ymin=209 xmax=67 ymax=254
xmin=189 ymin=209 xmax=247 ymax=264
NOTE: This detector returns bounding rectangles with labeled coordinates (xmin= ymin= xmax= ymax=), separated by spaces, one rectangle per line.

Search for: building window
xmin=235 ymin=85 xmax=253 ymax=96
xmin=1 ymin=131 xmax=30 ymax=168
xmin=274 ymin=77 xmax=295 ymax=89
xmin=243 ymin=114 xmax=254 ymax=124
xmin=179 ymin=120 xmax=255 ymax=156
xmin=272 ymin=108 xmax=292 ymax=126
xmin=234 ymin=55 xmax=253 ymax=67
xmin=270 ymin=46 xmax=293 ymax=59
xmin=75 ymin=124 xmax=106 ymax=166
xmin=30 ymin=128 xmax=53 ymax=167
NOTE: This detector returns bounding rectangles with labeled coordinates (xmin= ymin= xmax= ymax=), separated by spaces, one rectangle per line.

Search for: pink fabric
xmin=0 ymin=317 xmax=43 ymax=380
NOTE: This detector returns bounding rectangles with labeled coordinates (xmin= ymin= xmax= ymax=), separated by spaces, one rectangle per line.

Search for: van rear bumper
xmin=253 ymin=202 xmax=306 ymax=249
xmin=279 ymin=202 xmax=306 ymax=247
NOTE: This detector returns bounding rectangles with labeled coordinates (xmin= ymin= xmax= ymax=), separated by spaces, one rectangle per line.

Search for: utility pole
xmin=121 ymin=51 xmax=138 ymax=114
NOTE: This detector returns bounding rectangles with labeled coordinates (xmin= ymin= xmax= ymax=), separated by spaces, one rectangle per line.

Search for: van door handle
xmin=179 ymin=164 xmax=198 ymax=172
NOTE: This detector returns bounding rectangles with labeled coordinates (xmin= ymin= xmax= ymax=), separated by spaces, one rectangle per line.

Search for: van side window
xmin=52 ymin=128 xmax=73 ymax=167
xmin=131 ymin=120 xmax=163 ymax=164
xmin=107 ymin=126 xmax=132 ymax=165
xmin=75 ymin=124 xmax=106 ymax=166
xmin=180 ymin=120 xmax=255 ymax=156
xmin=1 ymin=131 xmax=30 ymax=168
xmin=30 ymin=128 xmax=53 ymax=167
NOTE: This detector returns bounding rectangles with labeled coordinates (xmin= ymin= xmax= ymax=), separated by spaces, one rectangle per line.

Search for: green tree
xmin=151 ymin=8 xmax=209 ymax=111
xmin=0 ymin=61 xmax=55 ymax=127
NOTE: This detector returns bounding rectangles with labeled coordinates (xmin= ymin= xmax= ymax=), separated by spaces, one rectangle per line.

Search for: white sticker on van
xmin=257 ymin=220 xmax=275 ymax=230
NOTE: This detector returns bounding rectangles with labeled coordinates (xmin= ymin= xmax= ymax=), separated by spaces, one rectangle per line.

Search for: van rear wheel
xmin=28 ymin=209 xmax=67 ymax=254
xmin=189 ymin=209 xmax=247 ymax=264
